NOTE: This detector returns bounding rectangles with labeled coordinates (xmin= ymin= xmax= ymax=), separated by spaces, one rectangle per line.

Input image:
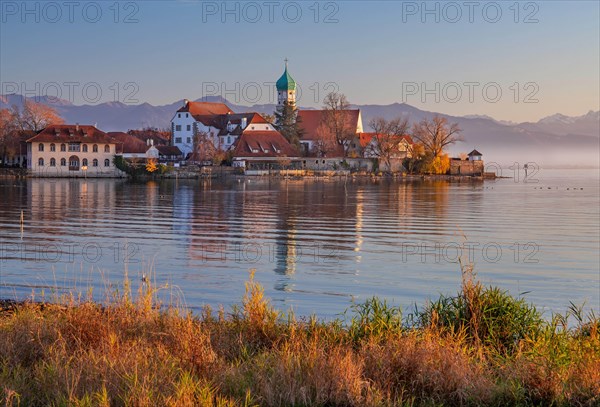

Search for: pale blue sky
xmin=1 ymin=0 xmax=599 ymax=122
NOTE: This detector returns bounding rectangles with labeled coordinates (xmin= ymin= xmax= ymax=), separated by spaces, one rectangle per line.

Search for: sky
xmin=1 ymin=0 xmax=599 ymax=122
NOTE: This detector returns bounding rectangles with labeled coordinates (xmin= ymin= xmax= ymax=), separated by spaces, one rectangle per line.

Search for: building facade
xmin=27 ymin=125 xmax=119 ymax=177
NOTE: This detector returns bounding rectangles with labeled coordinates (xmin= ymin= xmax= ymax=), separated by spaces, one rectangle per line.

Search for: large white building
xmin=171 ymin=101 xmax=278 ymax=158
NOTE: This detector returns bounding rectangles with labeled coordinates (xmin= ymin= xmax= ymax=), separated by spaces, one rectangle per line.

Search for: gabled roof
xmin=468 ymin=149 xmax=482 ymax=156
xmin=27 ymin=125 xmax=114 ymax=144
xmin=296 ymin=110 xmax=361 ymax=141
xmin=108 ymin=132 xmax=149 ymax=154
xmin=156 ymin=146 xmax=183 ymax=156
xmin=232 ymin=131 xmax=298 ymax=158
xmin=177 ymin=101 xmax=234 ymax=116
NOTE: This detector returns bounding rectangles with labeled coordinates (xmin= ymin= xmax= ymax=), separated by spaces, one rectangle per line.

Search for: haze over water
xmin=1 ymin=169 xmax=598 ymax=319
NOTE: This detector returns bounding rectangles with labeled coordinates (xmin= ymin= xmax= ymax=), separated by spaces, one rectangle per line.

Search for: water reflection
xmin=0 ymin=172 xmax=598 ymax=318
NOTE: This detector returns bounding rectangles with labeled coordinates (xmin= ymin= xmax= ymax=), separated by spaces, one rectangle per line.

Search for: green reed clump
xmin=347 ymin=297 xmax=403 ymax=343
xmin=417 ymin=261 xmax=543 ymax=354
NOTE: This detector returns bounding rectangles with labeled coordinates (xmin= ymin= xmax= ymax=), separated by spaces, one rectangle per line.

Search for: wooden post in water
xmin=20 ymin=209 xmax=24 ymax=238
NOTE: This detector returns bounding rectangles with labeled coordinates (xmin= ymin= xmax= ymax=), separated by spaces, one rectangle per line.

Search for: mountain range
xmin=1 ymin=94 xmax=598 ymax=167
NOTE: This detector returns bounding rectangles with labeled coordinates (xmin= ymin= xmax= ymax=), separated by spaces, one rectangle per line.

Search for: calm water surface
xmin=1 ymin=169 xmax=599 ymax=318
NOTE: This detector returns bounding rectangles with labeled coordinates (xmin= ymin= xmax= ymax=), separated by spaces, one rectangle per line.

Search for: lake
xmin=1 ymin=169 xmax=598 ymax=319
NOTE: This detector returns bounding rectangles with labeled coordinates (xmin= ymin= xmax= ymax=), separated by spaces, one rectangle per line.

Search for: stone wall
xmin=450 ymin=159 xmax=484 ymax=176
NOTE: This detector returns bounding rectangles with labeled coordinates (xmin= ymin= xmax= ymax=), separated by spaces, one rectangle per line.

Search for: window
xmin=93 ymin=144 xmax=98 ymax=152
xmin=185 ymin=113 xmax=188 ymax=118
xmin=50 ymin=158 xmax=56 ymax=166
xmin=186 ymin=125 xmax=191 ymax=131
xmin=186 ymin=137 xmax=191 ymax=143
xmin=92 ymin=159 xmax=98 ymax=167
xmin=38 ymin=143 xmax=44 ymax=152
xmin=104 ymin=159 xmax=110 ymax=167
xmin=178 ymin=114 xmax=181 ymax=118
xmin=227 ymin=136 xmax=231 ymax=144
xmin=82 ymin=144 xmax=88 ymax=152
xmin=60 ymin=143 xmax=66 ymax=152
xmin=38 ymin=158 xmax=44 ymax=166
xmin=104 ymin=145 xmax=110 ymax=153
xmin=68 ymin=143 xmax=80 ymax=152
xmin=60 ymin=158 xmax=66 ymax=166
xmin=82 ymin=158 xmax=88 ymax=166
xmin=69 ymin=156 xmax=79 ymax=170
xmin=175 ymin=125 xmax=181 ymax=131
xmin=50 ymin=143 xmax=56 ymax=152
xmin=175 ymin=137 xmax=182 ymax=143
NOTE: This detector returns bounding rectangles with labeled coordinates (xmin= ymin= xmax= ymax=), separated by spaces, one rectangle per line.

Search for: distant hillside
xmin=2 ymin=94 xmax=598 ymax=167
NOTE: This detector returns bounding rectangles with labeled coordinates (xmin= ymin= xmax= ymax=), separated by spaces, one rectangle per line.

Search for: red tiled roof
xmin=232 ymin=131 xmax=298 ymax=158
xmin=107 ymin=132 xmax=148 ymax=154
xmin=27 ymin=125 xmax=114 ymax=144
xmin=297 ymin=110 xmax=361 ymax=141
xmin=177 ymin=101 xmax=234 ymax=116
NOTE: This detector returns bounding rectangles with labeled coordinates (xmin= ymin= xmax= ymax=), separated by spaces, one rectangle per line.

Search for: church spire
xmin=276 ymin=59 xmax=297 ymax=106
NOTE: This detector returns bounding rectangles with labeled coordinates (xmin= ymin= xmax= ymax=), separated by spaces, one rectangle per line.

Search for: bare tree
xmin=191 ymin=130 xmax=219 ymax=164
xmin=312 ymin=122 xmax=338 ymax=157
xmin=321 ymin=92 xmax=356 ymax=157
xmin=411 ymin=115 xmax=462 ymax=157
xmin=367 ymin=117 xmax=411 ymax=171
xmin=261 ymin=113 xmax=275 ymax=124
xmin=11 ymin=100 xmax=64 ymax=132
xmin=0 ymin=109 xmax=16 ymax=165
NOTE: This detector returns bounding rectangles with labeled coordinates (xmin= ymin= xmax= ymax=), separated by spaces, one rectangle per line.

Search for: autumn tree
xmin=274 ymin=101 xmax=303 ymax=153
xmin=367 ymin=117 xmax=411 ymax=172
xmin=411 ymin=115 xmax=462 ymax=158
xmin=321 ymin=92 xmax=356 ymax=157
xmin=145 ymin=158 xmax=158 ymax=173
xmin=11 ymin=100 xmax=64 ymax=132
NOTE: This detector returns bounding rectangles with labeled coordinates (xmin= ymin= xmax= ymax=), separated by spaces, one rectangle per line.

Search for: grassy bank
xmin=1 ymin=266 xmax=598 ymax=406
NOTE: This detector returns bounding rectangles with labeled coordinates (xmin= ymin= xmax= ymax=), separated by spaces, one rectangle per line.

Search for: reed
xmin=1 ymin=266 xmax=598 ymax=406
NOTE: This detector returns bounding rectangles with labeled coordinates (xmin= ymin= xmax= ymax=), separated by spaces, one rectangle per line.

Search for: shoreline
xmin=1 ymin=170 xmax=498 ymax=182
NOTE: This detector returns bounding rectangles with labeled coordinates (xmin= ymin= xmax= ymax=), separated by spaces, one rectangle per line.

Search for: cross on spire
xmin=284 ymin=58 xmax=288 ymax=68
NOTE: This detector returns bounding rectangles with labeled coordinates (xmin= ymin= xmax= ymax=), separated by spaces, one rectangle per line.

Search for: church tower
xmin=276 ymin=59 xmax=297 ymax=106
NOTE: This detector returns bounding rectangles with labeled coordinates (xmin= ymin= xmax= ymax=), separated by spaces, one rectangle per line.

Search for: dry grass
xmin=1 ymin=267 xmax=598 ymax=406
